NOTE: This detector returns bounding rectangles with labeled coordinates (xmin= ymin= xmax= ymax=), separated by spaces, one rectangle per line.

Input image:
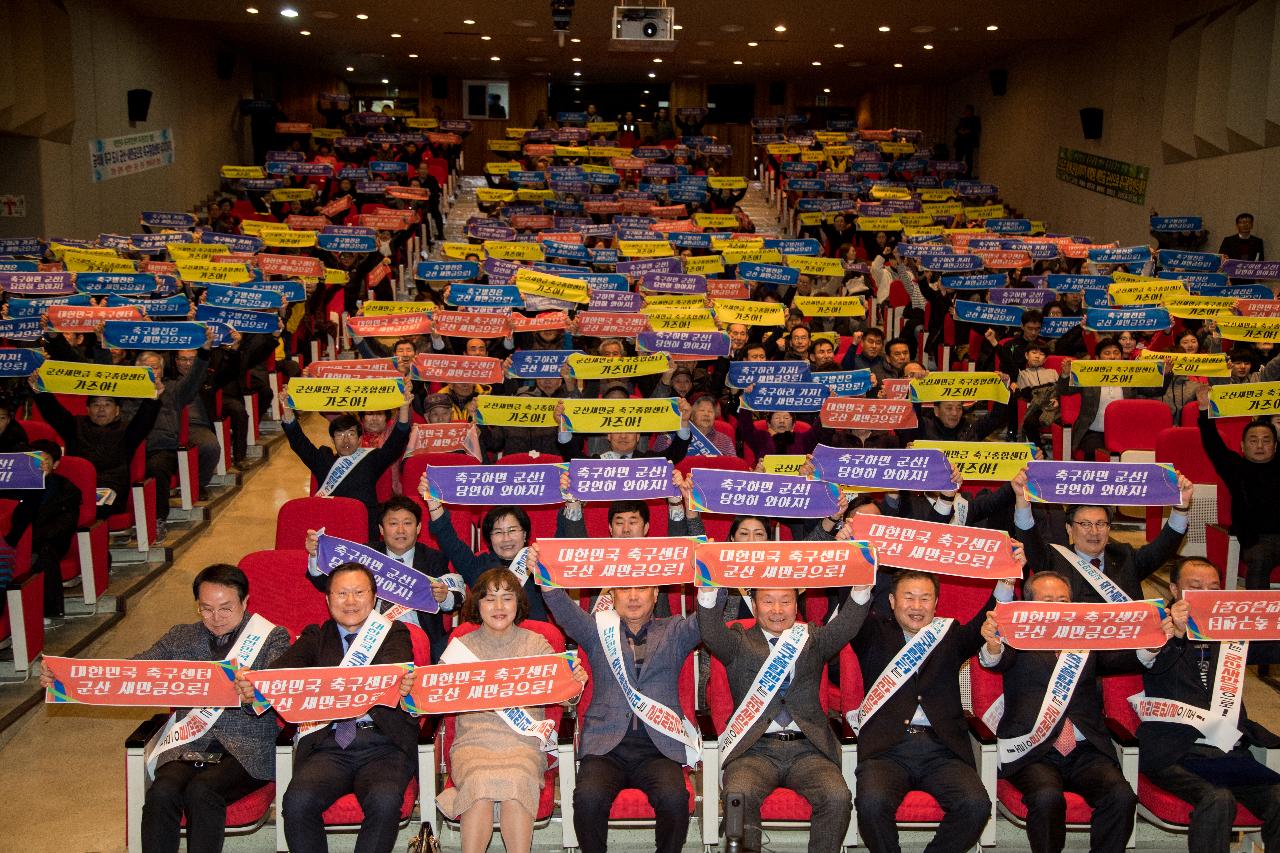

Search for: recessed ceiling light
xmin=653 ymin=57 xmax=662 ymax=63
xmin=299 ymin=29 xmax=310 ymax=35
xmin=774 ymin=24 xmax=787 ymax=32
xmin=923 ymin=43 xmax=933 ymax=49
xmin=733 ymin=60 xmax=743 ymax=65
xmin=280 ymin=7 xmax=298 ymax=17
xmin=893 ymin=62 xmax=903 ymax=68
xmin=463 ymin=19 xmax=475 ymax=25
xmin=381 ymin=78 xmax=389 ymax=83
xmin=878 ymin=25 xmax=891 ymax=32
xmin=673 ymin=24 xmax=682 ymax=30
xmin=833 ymin=42 xmax=844 ymax=48
xmin=572 ymin=56 xmax=581 ymax=61
xmin=823 ymin=88 xmax=831 ymax=93
xmin=747 ymin=41 xmax=758 ymax=47
xmin=910 ymin=25 xmax=936 ymax=34
xmin=811 ymin=60 xmax=821 ymax=66
xmin=643 ymin=89 xmax=649 ymax=94
xmin=356 ymin=13 xmax=368 ymax=19
xmin=481 ymin=35 xmax=492 ymax=40
xmin=987 ymin=24 xmax=999 ymax=31
xmin=409 ymin=53 xmax=418 ymax=58
xmin=648 ymin=71 xmax=656 ymax=77
xmin=573 ymin=71 xmax=581 ymax=76
xmin=570 ymin=37 xmax=581 ymax=42
xmin=390 ymin=32 xmax=401 ymax=38
xmin=490 ymin=55 xmax=500 ymax=61
xmin=345 ymin=65 xmax=354 ymax=71
xmin=245 ymin=6 xmax=258 ymax=13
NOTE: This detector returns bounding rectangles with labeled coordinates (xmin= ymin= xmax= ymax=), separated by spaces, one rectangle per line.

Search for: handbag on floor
xmin=407 ymin=822 xmax=441 ymax=853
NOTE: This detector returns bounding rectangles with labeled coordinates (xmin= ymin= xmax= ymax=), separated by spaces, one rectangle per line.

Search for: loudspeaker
xmin=767 ymin=81 xmax=785 ymax=106
xmin=431 ymin=74 xmax=448 ymax=100
xmin=1080 ymin=107 xmax=1104 ymax=140
xmin=216 ymin=50 xmax=235 ymax=80
xmin=988 ymin=69 xmax=1008 ymax=97
xmin=127 ymin=89 xmax=152 ymax=123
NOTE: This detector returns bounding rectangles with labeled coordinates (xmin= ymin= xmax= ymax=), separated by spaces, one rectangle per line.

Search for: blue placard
xmin=0 ymin=260 xmax=39 ymax=272
xmin=7 ymin=294 xmax=91 ymax=318
xmin=1039 ymin=315 xmax=1083 ymax=339
xmin=369 ymin=160 xmax=409 ymax=174
xmin=107 ymin=294 xmax=192 ymax=317
xmin=764 ymin=238 xmax=822 ymax=256
xmin=590 ymin=248 xmax=620 ymax=265
xmin=953 ymin=300 xmax=1024 ymax=327
xmin=508 ymin=350 xmax=575 ymax=379
xmin=1088 ymin=245 xmax=1152 ymax=265
xmin=0 ymin=348 xmax=44 ymax=376
xmin=1161 ymin=271 xmax=1228 ymax=290
xmin=202 ymin=232 xmax=265 ymax=253
xmin=447 ymin=283 xmax=523 ymax=309
xmin=727 ymin=360 xmax=813 ymax=389
xmin=810 ymin=445 xmax=954 ymax=491
xmin=416 ymin=261 xmax=480 ymax=282
xmin=988 ymin=288 xmax=1058 ymax=308
xmin=317 ymin=233 xmax=378 ymax=254
xmin=810 ymin=369 xmax=873 ymax=397
xmin=1150 ymin=216 xmax=1202 ymax=232
xmin=687 ymin=424 xmax=722 ymax=457
xmin=75 ymin=273 xmax=161 ymax=295
xmin=0 ymin=238 xmax=42 ymax=255
xmin=204 ymin=283 xmax=284 ymax=311
xmin=140 ymin=211 xmax=196 ymax=229
xmin=0 ymin=318 xmax=42 ymax=340
xmin=1157 ymin=250 xmax=1221 ymax=273
xmin=1084 ymin=307 xmax=1172 ymax=333
xmin=542 ymin=241 xmax=591 ymax=262
xmin=252 ymin=280 xmax=307 ymax=303
xmin=921 ymin=254 xmax=984 ymax=272
xmin=668 ymin=233 xmax=711 ymax=250
xmin=737 ymin=262 xmax=800 ymax=286
xmin=941 ymin=273 xmax=1005 ymax=290
xmin=101 ymin=320 xmax=207 ymax=351
xmin=616 ymin=257 xmax=680 ymax=277
xmin=195 ymin=303 xmax=282 ymax=334
xmin=985 ymin=218 xmax=1032 ymax=234
xmin=1198 ymin=284 xmax=1275 ymax=299
xmin=743 ymin=381 xmax=833 ymax=413
xmin=641 ymin=273 xmax=707 ymax=294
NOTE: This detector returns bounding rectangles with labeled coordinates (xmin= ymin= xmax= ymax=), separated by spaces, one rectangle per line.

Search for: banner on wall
xmin=1055 ymin=147 xmax=1149 ymax=206
xmin=90 ymin=129 xmax=175 ymax=183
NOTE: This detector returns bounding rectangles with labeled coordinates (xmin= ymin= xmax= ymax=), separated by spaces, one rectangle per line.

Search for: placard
xmin=246 ymin=664 xmax=408 ymax=723
xmin=407 ymin=422 xmax=483 ymax=458
xmin=401 ymin=653 xmax=582 ymax=715
xmin=995 ymin=601 xmax=1167 ymax=651
xmin=688 ymin=469 xmax=840 ymax=518
xmin=1184 ymin=590 xmax=1280 ymax=641
xmin=533 ymin=537 xmax=696 ymax=587
xmin=562 ymin=398 xmax=681 ymax=433
xmin=911 ymin=440 xmax=1034 ymax=482
xmin=712 ymin=299 xmax=787 ymax=327
xmin=1215 ymin=317 xmax=1280 ymax=343
xmin=34 ymin=361 xmax=157 ymax=399
xmin=1069 ymin=359 xmax=1164 ymax=387
xmin=284 ymin=377 xmax=406 ymax=412
xmin=566 ymin=353 xmax=670 ymax=380
xmin=43 ymin=657 xmax=239 ymax=707
xmin=851 ymin=515 xmax=1021 ymax=579
xmin=411 ymin=354 xmax=504 ymax=385
xmin=45 ymin=304 xmax=143 ymax=333
xmin=0 ymin=452 xmax=45 ymax=489
xmin=810 ymin=369 xmax=873 ymax=397
xmin=315 ymin=534 xmax=441 ymax=614
xmin=820 ymin=397 xmax=917 ymax=430
xmin=1208 ymin=380 xmax=1280 ymax=417
xmin=514 ymin=268 xmax=590 ymax=304
xmin=347 ymin=313 xmax=434 ymax=338
xmin=809 ymin=445 xmax=953 ymax=491
xmin=569 ymin=458 xmax=677 ymax=501
xmin=726 ymin=361 xmax=813 ymax=389
xmin=1137 ymin=349 xmax=1229 ymax=377
xmin=472 ymin=395 xmax=560 ymax=428
xmin=430 ymin=310 xmax=512 ymax=339
xmin=793 ymin=295 xmax=867 ymax=317
xmin=693 ymin=541 xmax=876 ymax=588
xmin=101 ymin=320 xmax=206 ymax=351
xmin=741 ymin=382 xmax=831 ymax=412
xmin=425 ymin=463 xmax=562 ymax=505
xmin=1023 ymin=460 xmax=1180 ymax=506
xmin=636 ymin=330 xmax=731 ymax=359
xmin=0 ymin=347 xmax=44 ymax=377
xmin=575 ymin=311 xmax=653 ymax=338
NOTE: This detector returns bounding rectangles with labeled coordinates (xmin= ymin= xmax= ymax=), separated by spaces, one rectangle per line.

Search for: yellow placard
xmin=766 ymin=143 xmax=800 ymax=156
xmin=441 ymin=242 xmax=482 ymax=261
xmin=870 ymin=185 xmax=912 ymax=201
xmin=825 ymin=146 xmax=854 ymax=158
xmin=1109 ymin=279 xmax=1185 ymax=306
xmin=761 ymin=454 xmax=807 ymax=475
xmin=1161 ymin=295 xmax=1235 ymax=320
xmin=793 ymin=295 xmax=866 ymax=317
xmin=310 ymin=128 xmax=344 ymax=140
xmin=382 ymin=109 xmax=415 ymax=118
xmin=785 ymin=255 xmax=846 ymax=277
xmin=694 ymin=213 xmax=740 ymax=230
xmin=799 ymin=151 xmax=827 ymax=163
xmin=553 ymin=146 xmax=589 ymax=157
xmin=1138 ymin=350 xmax=1230 ymax=377
xmin=514 ymin=268 xmax=589 ymax=304
xmin=1216 ymin=317 xmax=1280 ymax=343
xmin=580 ymin=163 xmax=616 ymax=174
xmin=589 ymin=122 xmax=619 ymax=133
xmin=516 ymin=189 xmax=556 ymax=202
xmin=712 ymin=299 xmax=786 ymax=327
xmin=911 ymin=440 xmax=1034 ymax=482
xmin=220 ymin=165 xmax=265 ymax=179
xmin=920 ymin=189 xmax=956 ymax=202
xmin=34 ymin=361 xmax=157 ymax=399
xmin=684 ymin=255 xmax=725 ymax=276
xmin=797 ymin=212 xmax=823 ymax=226
xmin=944 ymin=227 xmax=992 ymax=236
xmin=566 ymin=353 xmax=670 ymax=380
xmin=815 ymin=132 xmax=848 ymax=144
xmin=711 ymin=238 xmax=765 ymax=251
xmin=476 ymin=188 xmax=517 ymax=204
xmin=284 ymin=377 xmax=406 ymax=412
xmin=878 ymin=141 xmax=916 ymax=155
xmin=485 ymin=241 xmax=546 ymax=262
xmin=618 ymin=240 xmax=676 ymax=258
xmin=644 ymin=294 xmax=705 ymax=309
xmin=588 ymin=147 xmax=632 ymax=159
xmin=707 ymin=176 xmax=747 ymax=190
xmin=324 ymin=267 xmax=348 ymax=284
xmin=473 ymin=395 xmax=560 ymax=428
xmin=359 ymin=302 xmax=432 ymax=316
xmin=964 ymin=205 xmax=1007 ymax=220
xmin=900 ymin=213 xmax=937 ymax=228
xmin=1069 ymin=360 xmax=1165 ymax=387
xmin=406 ymin=118 xmax=439 ymax=129
xmin=1209 ymin=381 xmax=1280 ymax=417
xmin=63 ymin=250 xmax=136 ymax=274
xmin=505 ymin=127 xmax=533 ymax=138
xmin=909 ymin=372 xmax=1011 ymax=404
xmin=643 ymin=309 xmax=718 ymax=332
xmin=562 ymin=398 xmax=681 ymax=433
xmin=168 ymin=243 xmax=230 ymax=262
xmin=856 ymin=216 xmax=904 ymax=232
xmin=262 ymin=229 xmax=317 ymax=249
xmin=923 ymin=202 xmax=963 ymax=217
xmin=721 ymin=248 xmax=783 ymax=265
xmin=904 ymin=226 xmax=946 ymax=238
xmin=269 ymin=188 xmax=315 ymax=202
xmin=176 ymin=259 xmax=252 ymax=284
xmin=485 ymin=162 xmax=522 ymax=177
xmin=488 ymin=139 xmax=522 ymax=153
xmin=49 ymin=243 xmax=110 ymax=261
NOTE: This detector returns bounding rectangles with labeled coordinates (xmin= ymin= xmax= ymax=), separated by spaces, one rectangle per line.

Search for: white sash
xmin=144 ymin=613 xmax=277 ymax=778
xmin=317 ymin=447 xmax=372 ymax=497
xmin=296 ymin=611 xmax=394 ymax=742
xmin=848 ymin=618 xmax=953 ymax=732
xmin=439 ymin=637 xmax=558 ymax=752
xmin=952 ymin=495 xmax=970 ymax=526
xmin=508 ymin=546 xmax=530 ymax=586
xmin=1051 ymin=543 xmax=1131 ymax=604
xmin=995 ymin=650 xmax=1090 ymax=766
xmin=383 ymin=572 xmax=464 ymax=623
xmin=1130 ymin=640 xmax=1248 ymax=753
xmin=718 ymin=623 xmax=809 ymax=757
xmin=591 ymin=592 xmax=614 ymax=613
xmin=594 ymin=610 xmax=701 ymax=765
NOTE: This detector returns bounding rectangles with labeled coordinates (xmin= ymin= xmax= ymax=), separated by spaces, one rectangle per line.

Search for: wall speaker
xmin=988 ymin=69 xmax=1008 ymax=97
xmin=1080 ymin=107 xmax=1104 ymax=140
xmin=127 ymin=89 xmax=153 ymax=123
xmin=216 ymin=50 xmax=235 ymax=80
xmin=431 ymin=74 xmax=449 ymax=100
xmin=767 ymin=81 xmax=785 ymax=106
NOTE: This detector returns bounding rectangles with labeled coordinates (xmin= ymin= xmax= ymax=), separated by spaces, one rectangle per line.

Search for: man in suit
xmin=1055 ymin=337 xmax=1165 ymax=459
xmin=1218 ymin=212 xmax=1264 ymax=262
xmin=1012 ymin=467 xmax=1194 ymax=603
xmin=979 ymin=570 xmax=1138 ymax=853
xmin=237 ymin=563 xmax=418 ymax=853
xmin=304 ymin=496 xmax=463 ymax=662
xmin=1137 ymin=557 xmax=1280 ymax=853
xmin=39 ymin=563 xmax=291 ymax=853
xmin=698 ymin=584 xmax=871 ymax=853
xmin=850 ymin=569 xmax=1020 ymax=853
xmin=535 ymin=542 xmax=702 ymax=853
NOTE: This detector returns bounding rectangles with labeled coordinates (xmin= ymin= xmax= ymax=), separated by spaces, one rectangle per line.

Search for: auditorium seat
xmin=0 ymin=498 xmax=39 ymax=672
xmin=274 ymin=496 xmax=368 ymax=551
xmin=104 ymin=444 xmax=158 ymax=553
xmin=55 ymin=456 xmax=110 ymax=607
xmin=1102 ymin=399 xmax=1172 ymax=462
xmin=402 ymin=451 xmax=478 ymax=550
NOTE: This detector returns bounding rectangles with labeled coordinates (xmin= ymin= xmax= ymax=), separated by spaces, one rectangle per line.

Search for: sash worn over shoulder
xmin=1051 ymin=543 xmax=1131 ymax=603
xmin=1130 ymin=640 xmax=1248 ymax=753
xmin=145 ymin=613 xmax=277 ymax=777
xmin=594 ymin=609 xmax=700 ymax=765
xmin=718 ymin=623 xmax=809 ymax=757
xmin=848 ymin=617 xmax=953 ymax=731
xmin=317 ymin=447 xmax=372 ymax=496
xmin=440 ymin=638 xmax=558 ymax=751
xmin=296 ymin=611 xmax=394 ymax=742
xmin=994 ymin=650 xmax=1090 ymax=766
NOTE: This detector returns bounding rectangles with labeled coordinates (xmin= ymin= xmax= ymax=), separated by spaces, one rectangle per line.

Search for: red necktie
xmin=1054 ymin=719 xmax=1077 ymax=756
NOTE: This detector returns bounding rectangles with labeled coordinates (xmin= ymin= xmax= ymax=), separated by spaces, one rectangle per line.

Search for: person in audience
xmin=2 ymin=440 xmax=81 ymax=624
xmin=236 ymin=563 xmax=418 ymax=853
xmin=37 ymin=563 xmax=290 ymax=853
xmin=841 ymin=326 xmax=887 ymax=372
xmin=979 ymin=570 xmax=1138 ymax=853
xmin=280 ymin=383 xmax=412 ymax=540
xmin=1137 ymin=557 xmax=1280 ymax=853
xmin=652 ymin=393 xmax=734 ymax=456
xmin=556 ymin=398 xmax=692 ymax=463
xmin=1056 ymin=336 xmax=1165 ymax=458
xmin=436 ymin=567 xmax=587 ymax=853
xmin=172 ymin=345 xmax=224 ymax=492
xmin=1218 ymin=212 xmax=1264 ymax=262
xmin=0 ymin=401 xmax=28 ymax=452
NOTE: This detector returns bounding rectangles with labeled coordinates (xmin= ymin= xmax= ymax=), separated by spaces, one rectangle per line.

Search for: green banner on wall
xmin=1056 ymin=147 xmax=1148 ymax=205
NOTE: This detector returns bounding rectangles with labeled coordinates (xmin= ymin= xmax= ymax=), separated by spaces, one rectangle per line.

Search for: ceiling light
xmin=774 ymin=24 xmax=787 ymax=32
xmin=673 ymin=24 xmax=682 ymax=30
xmin=463 ymin=19 xmax=475 ymax=25
xmin=653 ymin=57 xmax=662 ymax=63
xmin=280 ymin=7 xmax=298 ymax=17
xmin=878 ymin=25 xmax=891 ymax=32
xmin=356 ymin=13 xmax=368 ymax=19
xmin=747 ymin=41 xmax=758 ymax=47
xmin=643 ymin=89 xmax=649 ymax=94
xmin=570 ymin=37 xmax=581 ymax=42
xmin=833 ymin=42 xmax=844 ymax=48
xmin=408 ymin=53 xmax=418 ymax=58
xmin=381 ymin=78 xmax=389 ymax=83
xmin=733 ymin=59 xmax=743 ymax=65
xmin=893 ymin=62 xmax=903 ymax=68
xmin=648 ymin=71 xmax=656 ymax=77
xmin=299 ymin=29 xmax=310 ymax=35
xmin=345 ymin=65 xmax=354 ymax=71
xmin=811 ymin=60 xmax=821 ymax=66
xmin=987 ymin=24 xmax=999 ymax=31
xmin=481 ymin=35 xmax=492 ymax=40
xmin=923 ymin=43 xmax=933 ymax=49
xmin=573 ymin=71 xmax=581 ymax=77
xmin=490 ymin=55 xmax=500 ymax=61
xmin=245 ymin=6 xmax=258 ymax=12
xmin=572 ymin=56 xmax=582 ymax=61
xmin=823 ymin=88 xmax=831 ymax=93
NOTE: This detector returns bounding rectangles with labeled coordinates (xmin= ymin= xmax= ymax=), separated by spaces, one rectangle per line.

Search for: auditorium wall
xmin=947 ymin=0 xmax=1280 ymax=249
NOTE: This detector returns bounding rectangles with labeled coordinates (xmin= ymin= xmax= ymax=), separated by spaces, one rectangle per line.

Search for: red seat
xmin=402 ymin=452 xmax=477 ymax=549
xmin=17 ymin=419 xmax=62 ymax=447
xmin=237 ymin=549 xmax=328 ymax=638
xmin=491 ymin=452 xmax=564 ymax=543
xmin=55 ymin=456 xmax=110 ymax=606
xmin=1050 ymin=394 xmax=1084 ymax=461
xmin=675 ymin=455 xmax=752 ymax=540
xmin=1102 ymin=399 xmax=1172 ymax=458
xmin=0 ymin=498 xmax=38 ymax=670
xmin=274 ymin=496 xmax=369 ymax=551
xmin=105 ymin=444 xmax=157 ymax=553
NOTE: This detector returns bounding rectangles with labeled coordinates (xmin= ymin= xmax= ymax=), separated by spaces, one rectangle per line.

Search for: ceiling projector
xmin=611 ymin=6 xmax=676 ymax=50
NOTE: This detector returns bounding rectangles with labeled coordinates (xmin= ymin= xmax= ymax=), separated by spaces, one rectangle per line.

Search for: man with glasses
xmin=1011 ymin=468 xmax=1194 ymax=602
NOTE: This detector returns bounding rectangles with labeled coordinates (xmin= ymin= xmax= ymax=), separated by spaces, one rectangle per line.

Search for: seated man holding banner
xmin=39 ymin=564 xmax=290 ymax=853
xmin=555 ymin=395 xmax=693 ymax=464
xmin=979 ymin=570 xmax=1138 ymax=853
xmin=304 ymin=495 xmax=463 ymax=662
xmin=530 ymin=540 xmax=702 ymax=853
xmin=1135 ymin=557 xmax=1280 ymax=853
xmin=235 ymin=563 xmax=418 ymax=853
xmin=698 ymin=580 xmax=872 ymax=853
xmin=850 ymin=566 xmax=1022 ymax=853
xmin=280 ymin=381 xmax=412 ymax=541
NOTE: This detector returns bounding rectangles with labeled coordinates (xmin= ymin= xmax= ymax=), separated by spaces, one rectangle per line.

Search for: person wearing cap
xmin=421 ymin=392 xmax=460 ymax=424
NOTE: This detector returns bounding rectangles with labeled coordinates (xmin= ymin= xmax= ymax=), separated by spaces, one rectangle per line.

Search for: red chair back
xmin=937 ymin=577 xmax=1000 ymax=624
xmin=1059 ymin=393 xmax=1083 ymax=427
xmin=17 ymin=420 xmax=62 ymax=447
xmin=1103 ymin=399 xmax=1172 ymax=455
xmin=675 ymin=455 xmax=750 ymax=476
xmin=274 ymin=496 xmax=369 ymax=550
xmin=55 ymin=456 xmax=100 ymax=529
xmin=583 ymin=499 xmax=669 ymax=539
xmin=497 ymin=452 xmax=564 ymax=465
xmin=238 ymin=549 xmax=329 ymax=638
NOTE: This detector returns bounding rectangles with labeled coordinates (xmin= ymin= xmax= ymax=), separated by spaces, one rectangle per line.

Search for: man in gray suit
xmin=41 ymin=563 xmax=291 ymax=853
xmin=535 ymin=539 xmax=702 ymax=853
xmin=698 ymin=585 xmax=871 ymax=853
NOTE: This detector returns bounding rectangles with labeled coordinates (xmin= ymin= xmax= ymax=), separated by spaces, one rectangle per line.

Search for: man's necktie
xmin=333 ymin=632 xmax=360 ymax=748
xmin=1090 ymin=558 xmax=1102 ymax=569
xmin=1053 ymin=719 xmax=1077 ymax=756
xmin=768 ymin=637 xmax=794 ymax=728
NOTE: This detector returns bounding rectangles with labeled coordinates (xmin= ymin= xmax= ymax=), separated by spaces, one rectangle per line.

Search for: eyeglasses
xmin=490 ymin=527 xmax=524 ymax=537
xmin=1070 ymin=520 xmax=1111 ymax=532
xmin=332 ymin=589 xmax=371 ymax=600
xmin=198 ymin=604 xmax=237 ymax=618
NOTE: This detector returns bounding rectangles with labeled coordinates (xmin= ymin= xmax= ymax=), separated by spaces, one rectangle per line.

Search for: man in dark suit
xmin=237 ymin=563 xmax=418 ymax=853
xmin=1218 ymin=212 xmax=1264 ymax=261
xmin=698 ymin=584 xmax=871 ymax=853
xmin=304 ymin=496 xmax=462 ymax=662
xmin=850 ymin=570 xmax=1019 ymax=853
xmin=1012 ymin=467 xmax=1194 ymax=603
xmin=979 ymin=570 xmax=1137 ymax=853
xmin=1055 ymin=337 xmax=1165 ymax=459
xmin=1137 ymin=557 xmax=1280 ymax=853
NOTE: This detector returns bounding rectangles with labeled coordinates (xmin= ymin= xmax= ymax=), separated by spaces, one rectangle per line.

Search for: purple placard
xmin=315 ymin=534 xmax=439 ymax=614
xmin=921 ymin=254 xmax=984 ymax=273
xmin=810 ymin=445 xmax=954 ymax=492
xmin=569 ymin=458 xmax=676 ymax=502
xmin=689 ymin=469 xmax=840 ymax=519
xmin=988 ymin=288 xmax=1057 ymax=308
xmin=0 ymin=452 xmax=46 ymax=489
xmin=617 ymin=257 xmax=683 ymax=277
xmin=425 ymin=463 xmax=562 ymax=505
xmin=636 ymin=330 xmax=730 ymax=358
xmin=589 ymin=290 xmax=644 ymax=312
xmin=1222 ymin=260 xmax=1280 ymax=280
xmin=0 ymin=272 xmax=75 ymax=296
xmin=1024 ymin=461 xmax=1180 ymax=507
xmin=483 ymin=257 xmax=521 ymax=284
xmin=641 ymin=273 xmax=707 ymax=294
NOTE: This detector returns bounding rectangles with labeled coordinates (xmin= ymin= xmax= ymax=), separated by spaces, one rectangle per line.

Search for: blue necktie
xmin=333 ymin=632 xmax=359 ymax=748
xmin=768 ymin=636 xmax=794 ymax=728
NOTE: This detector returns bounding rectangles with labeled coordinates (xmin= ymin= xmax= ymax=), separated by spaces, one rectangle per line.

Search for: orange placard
xmin=256 ymin=253 xmax=324 ymax=278
xmin=850 ymin=515 xmax=1022 ymax=580
xmin=246 ymin=664 xmax=408 ymax=723
xmin=995 ymin=601 xmax=1168 ymax=651
xmin=974 ymin=250 xmax=1033 ymax=269
xmin=575 ymin=311 xmax=652 ymax=338
xmin=304 ymin=357 xmax=400 ymax=378
xmin=430 ymin=310 xmax=512 ymax=339
xmin=407 ymin=422 xmax=482 ymax=458
xmin=693 ymin=541 xmax=876 ymax=588
xmin=346 ymin=313 xmax=433 ymax=338
xmin=43 ymin=656 xmax=241 ymax=707
xmin=511 ymin=310 xmax=571 ymax=333
xmin=820 ymin=397 xmax=918 ymax=430
xmin=1235 ymin=300 xmax=1280 ymax=319
xmin=878 ymin=377 xmax=912 ymax=400
xmin=706 ymin=279 xmax=750 ymax=300
xmin=402 ymin=653 xmax=582 ymax=714
xmin=411 ymin=353 xmax=504 ymax=385
xmin=534 ymin=537 xmax=696 ymax=588
xmin=1185 ymin=589 xmax=1280 ymax=641
xmin=46 ymin=305 xmax=143 ymax=333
